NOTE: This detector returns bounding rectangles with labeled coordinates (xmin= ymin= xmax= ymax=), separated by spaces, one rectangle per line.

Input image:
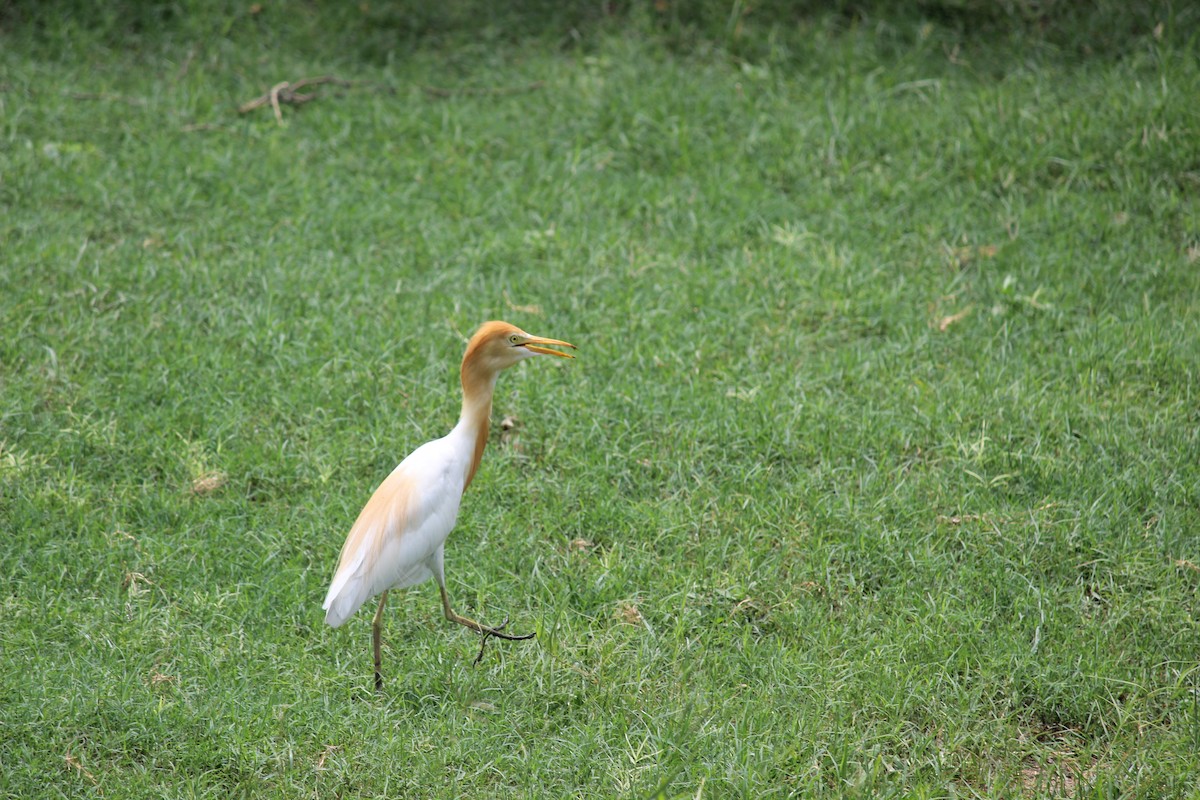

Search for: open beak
xmin=523 ymin=335 xmax=576 ymax=358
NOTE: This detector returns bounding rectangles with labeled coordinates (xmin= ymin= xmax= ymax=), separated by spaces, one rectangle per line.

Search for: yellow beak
xmin=523 ymin=335 xmax=576 ymax=358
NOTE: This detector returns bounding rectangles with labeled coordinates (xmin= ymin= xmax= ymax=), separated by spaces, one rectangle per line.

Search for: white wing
xmin=322 ymin=436 xmax=466 ymax=627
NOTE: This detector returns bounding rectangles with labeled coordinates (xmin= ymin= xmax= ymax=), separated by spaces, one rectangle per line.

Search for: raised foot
xmin=476 ymin=616 xmax=536 ymax=642
xmin=440 ymin=587 xmax=535 ymax=663
xmin=461 ymin=616 xmax=537 ymax=666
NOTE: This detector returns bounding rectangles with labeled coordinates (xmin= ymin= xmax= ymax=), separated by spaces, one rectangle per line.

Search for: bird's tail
xmin=323 ymin=589 xmax=362 ymax=628
xmin=324 ymin=562 xmax=436 ymax=627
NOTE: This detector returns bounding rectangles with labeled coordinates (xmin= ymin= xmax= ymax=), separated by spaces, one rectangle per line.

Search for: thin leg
xmin=438 ymin=584 xmax=535 ymax=643
xmin=372 ymin=590 xmax=389 ymax=692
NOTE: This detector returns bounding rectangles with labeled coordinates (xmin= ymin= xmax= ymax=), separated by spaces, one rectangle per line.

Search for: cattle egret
xmin=322 ymin=320 xmax=575 ymax=689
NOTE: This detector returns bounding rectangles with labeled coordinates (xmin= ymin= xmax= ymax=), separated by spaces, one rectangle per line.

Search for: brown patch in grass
xmin=1019 ymin=755 xmax=1098 ymax=798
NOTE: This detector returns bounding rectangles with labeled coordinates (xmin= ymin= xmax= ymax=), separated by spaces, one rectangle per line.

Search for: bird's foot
xmin=477 ymin=616 xmax=537 ymax=642
xmin=473 ymin=617 xmax=536 ymax=665
xmin=454 ymin=615 xmax=536 ymax=665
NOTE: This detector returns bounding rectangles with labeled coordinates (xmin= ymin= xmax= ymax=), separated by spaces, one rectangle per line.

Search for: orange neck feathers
xmin=459 ymin=367 xmax=495 ymax=492
xmin=458 ymin=323 xmax=517 ymax=490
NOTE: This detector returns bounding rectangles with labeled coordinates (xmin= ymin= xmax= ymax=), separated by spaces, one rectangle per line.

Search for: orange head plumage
xmin=460 ymin=321 xmax=575 ymax=394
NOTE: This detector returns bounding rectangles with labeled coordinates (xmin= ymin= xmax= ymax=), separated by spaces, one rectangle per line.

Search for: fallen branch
xmin=422 ymin=80 xmax=544 ymax=98
xmin=237 ymin=76 xmax=354 ymax=123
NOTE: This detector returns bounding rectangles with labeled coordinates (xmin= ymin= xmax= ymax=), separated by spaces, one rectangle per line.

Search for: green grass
xmin=2 ymin=3 xmax=1199 ymax=797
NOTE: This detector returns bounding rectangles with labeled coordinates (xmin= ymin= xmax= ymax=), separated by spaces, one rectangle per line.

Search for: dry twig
xmin=238 ymin=76 xmax=354 ymax=123
xmin=65 ymin=753 xmax=99 ymax=790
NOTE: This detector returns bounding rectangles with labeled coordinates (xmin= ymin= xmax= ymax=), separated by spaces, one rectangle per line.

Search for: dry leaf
xmin=1174 ymin=558 xmax=1199 ymax=572
xmin=316 ymin=745 xmax=340 ymax=771
xmin=947 ymin=243 xmax=999 ymax=269
xmin=937 ymin=305 xmax=973 ymax=332
xmin=108 ymin=529 xmax=142 ymax=551
xmin=499 ymin=415 xmax=520 ymax=449
xmin=122 ymin=571 xmax=153 ymax=596
xmin=149 ymin=670 xmax=175 ymax=686
xmin=935 ymin=503 xmax=1058 ymax=528
xmin=570 ymin=538 xmax=593 ymax=552
xmin=503 ymin=289 xmax=543 ymax=316
xmin=191 ymin=470 xmax=227 ymax=496
xmin=937 ymin=513 xmax=987 ymax=525
xmin=725 ymin=385 xmax=760 ymax=400
xmin=731 ymin=597 xmax=767 ymax=617
xmin=65 ymin=753 xmax=99 ymax=786
xmin=616 ymin=602 xmax=642 ymax=625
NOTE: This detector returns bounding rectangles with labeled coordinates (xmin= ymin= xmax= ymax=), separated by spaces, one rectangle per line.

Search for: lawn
xmin=1 ymin=2 xmax=1198 ymax=797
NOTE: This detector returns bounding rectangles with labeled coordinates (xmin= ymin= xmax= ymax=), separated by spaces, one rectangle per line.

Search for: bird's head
xmin=462 ymin=320 xmax=576 ymax=377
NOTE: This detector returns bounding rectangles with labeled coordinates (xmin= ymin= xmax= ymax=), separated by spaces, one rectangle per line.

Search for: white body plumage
xmin=322 ymin=425 xmax=473 ymax=628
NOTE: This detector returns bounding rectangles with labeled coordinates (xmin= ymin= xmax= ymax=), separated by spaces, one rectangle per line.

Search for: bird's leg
xmin=372 ymin=590 xmax=389 ymax=692
xmin=439 ymin=584 xmax=535 ymax=643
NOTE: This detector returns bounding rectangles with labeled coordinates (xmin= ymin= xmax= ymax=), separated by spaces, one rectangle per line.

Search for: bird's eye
xmin=509 ymin=334 xmax=521 ymax=345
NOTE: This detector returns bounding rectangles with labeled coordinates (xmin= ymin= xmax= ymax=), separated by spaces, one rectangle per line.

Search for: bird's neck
xmin=457 ymin=362 xmax=498 ymax=491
